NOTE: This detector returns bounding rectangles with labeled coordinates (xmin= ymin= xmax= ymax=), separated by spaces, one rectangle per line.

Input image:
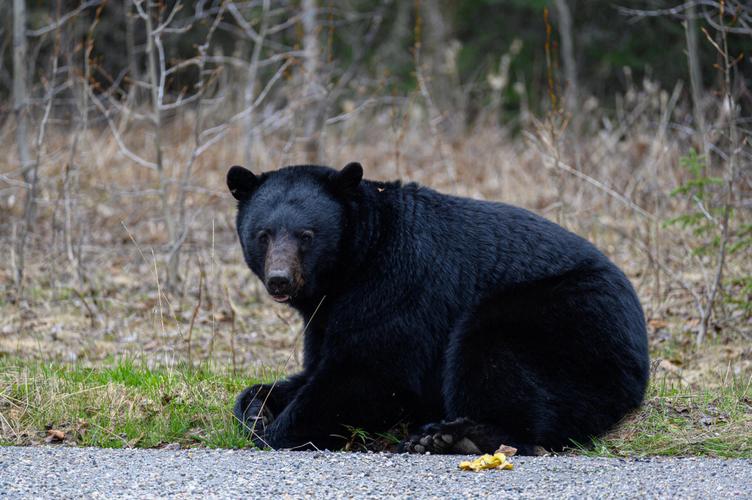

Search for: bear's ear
xmin=332 ymin=162 xmax=363 ymax=194
xmin=227 ymin=166 xmax=259 ymax=201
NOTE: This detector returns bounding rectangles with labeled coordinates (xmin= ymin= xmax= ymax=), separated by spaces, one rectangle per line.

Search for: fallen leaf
xmin=648 ymin=319 xmax=669 ymax=330
xmin=459 ymin=453 xmax=514 ymax=472
xmin=45 ymin=429 xmax=65 ymax=443
xmin=495 ymin=444 xmax=518 ymax=457
xmin=674 ymin=405 xmax=692 ymax=414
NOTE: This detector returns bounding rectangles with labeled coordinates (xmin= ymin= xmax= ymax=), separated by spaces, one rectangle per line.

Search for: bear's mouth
xmin=271 ymin=294 xmax=290 ymax=303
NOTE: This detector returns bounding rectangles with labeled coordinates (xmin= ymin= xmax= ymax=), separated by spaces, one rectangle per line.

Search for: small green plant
xmin=664 ymin=148 xmax=750 ymax=343
xmin=726 ymin=275 xmax=752 ymax=315
xmin=666 ymin=148 xmax=751 ymax=259
xmin=342 ymin=425 xmax=371 ymax=451
xmin=340 ymin=425 xmax=406 ymax=452
xmin=665 ymin=149 xmax=725 ymax=256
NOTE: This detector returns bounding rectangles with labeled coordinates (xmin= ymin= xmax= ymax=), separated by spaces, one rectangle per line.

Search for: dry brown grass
xmin=0 ymin=79 xmax=750 ymax=386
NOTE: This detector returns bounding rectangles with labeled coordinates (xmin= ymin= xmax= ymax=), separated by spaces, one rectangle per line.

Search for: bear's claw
xmin=400 ymin=418 xmax=482 ymax=454
xmin=234 ymin=385 xmax=275 ymax=443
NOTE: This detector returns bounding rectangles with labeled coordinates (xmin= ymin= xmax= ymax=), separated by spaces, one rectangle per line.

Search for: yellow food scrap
xmin=458 ymin=453 xmax=514 ymax=472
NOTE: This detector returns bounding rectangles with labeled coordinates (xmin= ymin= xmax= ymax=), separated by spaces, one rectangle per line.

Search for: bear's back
xmin=376 ymin=181 xmax=614 ymax=289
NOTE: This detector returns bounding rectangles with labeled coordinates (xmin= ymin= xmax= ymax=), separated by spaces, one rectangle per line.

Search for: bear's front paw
xmin=233 ymin=385 xmax=275 ymax=446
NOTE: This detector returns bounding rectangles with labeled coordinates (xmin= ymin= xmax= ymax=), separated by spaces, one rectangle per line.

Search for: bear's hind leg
xmin=431 ymin=273 xmax=648 ymax=455
xmin=427 ymin=301 xmax=558 ymax=454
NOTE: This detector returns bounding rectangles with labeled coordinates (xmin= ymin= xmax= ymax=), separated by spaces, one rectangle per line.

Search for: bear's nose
xmin=267 ymin=271 xmax=293 ymax=292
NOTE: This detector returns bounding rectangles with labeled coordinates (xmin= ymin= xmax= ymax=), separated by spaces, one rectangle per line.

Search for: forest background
xmin=0 ymin=0 xmax=750 ymax=454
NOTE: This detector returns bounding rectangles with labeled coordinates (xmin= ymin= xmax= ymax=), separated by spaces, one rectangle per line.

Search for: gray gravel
xmin=0 ymin=446 xmax=750 ymax=499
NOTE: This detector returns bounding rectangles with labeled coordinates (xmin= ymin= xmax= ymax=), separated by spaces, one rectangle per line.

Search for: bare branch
xmin=87 ymin=86 xmax=158 ymax=169
xmin=26 ymin=0 xmax=102 ymax=37
xmin=527 ymin=129 xmax=657 ymax=221
xmin=227 ymin=1 xmax=261 ymax=43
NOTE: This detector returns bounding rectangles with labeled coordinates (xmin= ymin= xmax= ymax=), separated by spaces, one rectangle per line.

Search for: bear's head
xmin=227 ymin=162 xmax=363 ymax=305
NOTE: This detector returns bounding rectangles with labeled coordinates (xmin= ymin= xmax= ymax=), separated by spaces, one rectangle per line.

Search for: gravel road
xmin=1 ymin=446 xmax=750 ymax=499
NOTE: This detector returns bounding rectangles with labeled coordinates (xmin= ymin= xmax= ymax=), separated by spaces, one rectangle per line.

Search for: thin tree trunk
xmin=421 ymin=0 xmax=452 ymax=111
xmin=301 ymin=0 xmax=322 ymax=162
xmin=685 ymin=1 xmax=708 ymax=169
xmin=145 ymin=0 xmax=164 ymax=176
xmin=143 ymin=0 xmax=176 ymax=287
xmin=12 ymin=0 xmax=30 ymax=289
xmin=380 ymin=0 xmax=410 ymax=69
xmin=13 ymin=0 xmax=30 ymax=179
xmin=125 ymin=0 xmax=140 ymax=106
xmin=167 ymin=4 xmax=224 ymax=289
xmin=555 ymin=0 xmax=577 ymax=114
xmin=244 ymin=0 xmax=270 ymax=168
xmin=14 ymin=3 xmax=60 ymax=293
xmin=422 ymin=0 xmax=448 ymax=69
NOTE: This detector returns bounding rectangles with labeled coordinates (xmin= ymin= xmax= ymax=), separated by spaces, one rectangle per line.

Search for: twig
xmin=527 ymin=131 xmax=657 ymax=221
xmin=225 ymin=284 xmax=238 ymax=376
xmin=26 ymin=0 xmax=102 ymax=37
xmin=87 ymin=87 xmax=158 ymax=169
xmin=151 ymin=248 xmax=167 ymax=341
xmin=186 ymin=261 xmax=204 ymax=367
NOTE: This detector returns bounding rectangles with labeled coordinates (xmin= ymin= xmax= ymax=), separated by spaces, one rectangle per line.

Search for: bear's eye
xmin=257 ymin=230 xmax=270 ymax=245
xmin=300 ymin=230 xmax=314 ymax=244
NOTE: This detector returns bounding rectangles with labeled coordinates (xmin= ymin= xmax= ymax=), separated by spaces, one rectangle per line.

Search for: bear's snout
xmin=264 ymin=233 xmax=303 ymax=302
xmin=267 ymin=270 xmax=294 ymax=298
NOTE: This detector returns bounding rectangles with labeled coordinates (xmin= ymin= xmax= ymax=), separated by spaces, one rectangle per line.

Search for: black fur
xmin=228 ymin=164 xmax=649 ymax=454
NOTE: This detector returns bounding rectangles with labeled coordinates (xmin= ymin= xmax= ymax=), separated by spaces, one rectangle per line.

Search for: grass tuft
xmin=0 ymin=357 xmax=278 ymax=449
xmin=581 ymin=375 xmax=752 ymax=459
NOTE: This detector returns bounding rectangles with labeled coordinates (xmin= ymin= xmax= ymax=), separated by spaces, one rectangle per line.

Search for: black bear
xmin=228 ymin=162 xmax=649 ymax=455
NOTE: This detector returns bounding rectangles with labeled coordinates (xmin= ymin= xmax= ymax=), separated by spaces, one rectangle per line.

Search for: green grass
xmin=1 ymin=358 xmax=750 ymax=457
xmin=0 ymin=357 xmax=277 ymax=449
xmin=581 ymin=376 xmax=752 ymax=459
